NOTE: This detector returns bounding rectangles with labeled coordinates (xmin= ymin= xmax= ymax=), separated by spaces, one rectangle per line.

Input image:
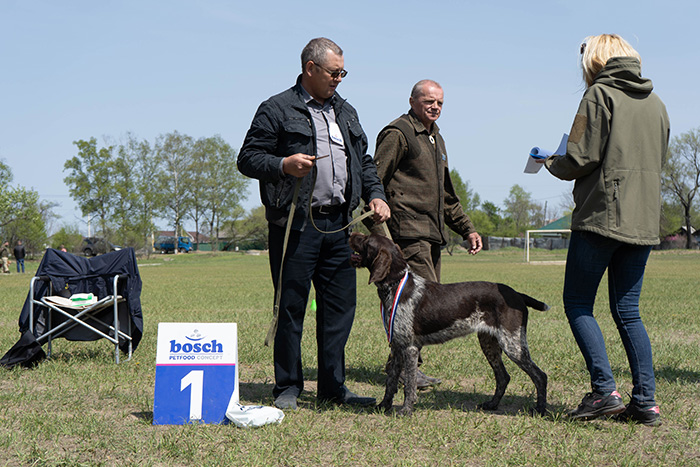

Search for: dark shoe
xmin=398 ymin=369 xmax=442 ymax=390
xmin=274 ymin=393 xmax=298 ymax=410
xmin=616 ymin=403 xmax=661 ymax=427
xmin=318 ymin=387 xmax=376 ymax=407
xmin=567 ymin=390 xmax=625 ymax=420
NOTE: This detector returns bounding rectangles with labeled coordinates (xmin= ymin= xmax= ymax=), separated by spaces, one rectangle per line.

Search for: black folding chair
xmin=17 ymin=248 xmax=143 ymax=364
xmin=28 ymin=274 xmax=131 ymax=363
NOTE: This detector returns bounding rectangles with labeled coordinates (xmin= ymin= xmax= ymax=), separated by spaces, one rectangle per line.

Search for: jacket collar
xmin=407 ymin=108 xmax=440 ymax=136
xmin=293 ymin=74 xmax=344 ymax=111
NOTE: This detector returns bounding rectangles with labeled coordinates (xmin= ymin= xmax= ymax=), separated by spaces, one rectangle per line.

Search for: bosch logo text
xmin=169 ymin=339 xmax=224 ymax=361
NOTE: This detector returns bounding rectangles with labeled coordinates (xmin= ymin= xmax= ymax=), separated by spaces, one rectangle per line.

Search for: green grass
xmin=1 ymin=248 xmax=699 ymax=466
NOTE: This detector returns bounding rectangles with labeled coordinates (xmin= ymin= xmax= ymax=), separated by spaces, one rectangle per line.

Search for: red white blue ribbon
xmin=380 ymin=271 xmax=409 ymax=343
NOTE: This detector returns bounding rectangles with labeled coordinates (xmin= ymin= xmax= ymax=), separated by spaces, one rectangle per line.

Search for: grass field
xmin=0 ymin=247 xmax=699 ymax=466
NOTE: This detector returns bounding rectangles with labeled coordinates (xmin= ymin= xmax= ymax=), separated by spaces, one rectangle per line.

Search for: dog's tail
xmin=520 ymin=293 xmax=550 ymax=311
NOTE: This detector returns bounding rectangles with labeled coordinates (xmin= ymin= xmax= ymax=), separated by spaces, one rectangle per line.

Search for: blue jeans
xmin=563 ymin=231 xmax=656 ymax=406
xmin=16 ymin=258 xmax=24 ymax=273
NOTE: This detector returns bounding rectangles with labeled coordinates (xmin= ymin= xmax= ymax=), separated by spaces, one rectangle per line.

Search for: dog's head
xmin=349 ymin=232 xmax=407 ymax=284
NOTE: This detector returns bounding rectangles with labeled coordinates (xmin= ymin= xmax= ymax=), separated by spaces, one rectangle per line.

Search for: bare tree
xmin=662 ymin=128 xmax=700 ymax=249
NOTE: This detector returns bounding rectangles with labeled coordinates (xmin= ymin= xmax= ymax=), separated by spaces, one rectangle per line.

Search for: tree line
xmin=58 ymin=131 xmax=248 ymax=253
xmin=2 ymin=127 xmax=698 ymax=255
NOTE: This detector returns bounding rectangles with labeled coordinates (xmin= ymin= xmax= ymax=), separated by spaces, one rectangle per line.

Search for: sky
xmin=2 ymin=0 xmax=699 ymax=235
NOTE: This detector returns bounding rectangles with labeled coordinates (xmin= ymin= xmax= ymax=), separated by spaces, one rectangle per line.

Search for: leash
xmin=264 ymin=177 xmax=302 ymax=347
xmin=263 ymin=166 xmax=390 ymax=346
xmin=306 ymin=165 xmax=378 ymax=235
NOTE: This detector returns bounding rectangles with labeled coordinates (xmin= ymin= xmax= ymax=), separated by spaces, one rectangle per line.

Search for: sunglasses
xmin=312 ymin=62 xmax=348 ymax=79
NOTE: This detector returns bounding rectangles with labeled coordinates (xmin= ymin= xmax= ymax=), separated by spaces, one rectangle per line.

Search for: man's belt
xmin=311 ymin=204 xmax=343 ymax=215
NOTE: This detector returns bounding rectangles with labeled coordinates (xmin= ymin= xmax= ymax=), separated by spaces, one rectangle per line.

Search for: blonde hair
xmin=580 ymin=34 xmax=641 ymax=87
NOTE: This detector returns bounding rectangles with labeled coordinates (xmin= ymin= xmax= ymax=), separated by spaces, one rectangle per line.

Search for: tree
xmin=111 ymin=134 xmax=159 ymax=253
xmin=0 ymin=160 xmax=52 ymax=255
xmin=192 ymin=135 xmax=249 ymax=250
xmin=480 ymin=201 xmax=502 ymax=231
xmin=229 ymin=205 xmax=268 ymax=250
xmin=662 ymin=127 xmax=700 ymax=249
xmin=154 ymin=131 xmax=194 ymax=253
xmin=503 ymin=184 xmax=540 ymax=235
xmin=51 ymin=225 xmax=83 ymax=252
xmin=444 ymin=169 xmax=479 ymax=255
xmin=64 ymin=138 xmax=116 ymax=237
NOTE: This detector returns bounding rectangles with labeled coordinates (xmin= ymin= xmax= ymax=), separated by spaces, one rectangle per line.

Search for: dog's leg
xmin=501 ymin=332 xmax=548 ymax=415
xmin=477 ymin=332 xmax=510 ymax=411
xmin=379 ymin=349 xmax=401 ymax=412
xmin=397 ymin=345 xmax=419 ymax=416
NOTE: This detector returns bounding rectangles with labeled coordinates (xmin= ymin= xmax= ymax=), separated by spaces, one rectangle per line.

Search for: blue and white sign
xmin=153 ymin=322 xmax=238 ymax=425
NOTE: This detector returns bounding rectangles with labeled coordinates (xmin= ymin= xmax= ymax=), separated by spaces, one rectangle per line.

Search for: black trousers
xmin=268 ymin=211 xmax=356 ymax=399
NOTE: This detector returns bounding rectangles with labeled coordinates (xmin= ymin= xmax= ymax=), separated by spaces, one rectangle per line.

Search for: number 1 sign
xmin=153 ymin=323 xmax=239 ymax=425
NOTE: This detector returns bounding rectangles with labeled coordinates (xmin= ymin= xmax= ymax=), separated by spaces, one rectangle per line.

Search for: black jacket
xmin=13 ymin=244 xmax=25 ymax=260
xmin=237 ymin=76 xmax=386 ymax=229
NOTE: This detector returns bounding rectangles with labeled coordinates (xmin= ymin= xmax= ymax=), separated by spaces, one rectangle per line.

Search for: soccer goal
xmin=524 ymin=229 xmax=571 ymax=263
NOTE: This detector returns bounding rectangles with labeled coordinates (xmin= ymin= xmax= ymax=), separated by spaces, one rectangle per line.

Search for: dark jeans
xmin=268 ymin=211 xmax=356 ymax=400
xmin=563 ymin=231 xmax=656 ymax=406
xmin=16 ymin=258 xmax=24 ymax=273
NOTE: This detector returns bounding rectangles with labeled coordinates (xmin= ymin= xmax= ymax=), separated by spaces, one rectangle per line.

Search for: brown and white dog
xmin=349 ymin=232 xmax=549 ymax=416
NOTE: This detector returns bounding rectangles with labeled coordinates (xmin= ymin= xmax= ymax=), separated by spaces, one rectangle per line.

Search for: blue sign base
xmin=153 ymin=364 xmax=236 ymax=425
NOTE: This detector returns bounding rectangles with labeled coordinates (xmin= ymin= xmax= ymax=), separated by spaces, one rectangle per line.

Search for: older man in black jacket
xmin=238 ymin=37 xmax=390 ymax=411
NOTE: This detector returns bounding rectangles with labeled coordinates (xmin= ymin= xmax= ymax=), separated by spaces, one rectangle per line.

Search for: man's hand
xmin=466 ymin=232 xmax=483 ymax=255
xmin=283 ymin=153 xmax=317 ymax=178
xmin=368 ymin=198 xmax=390 ymax=223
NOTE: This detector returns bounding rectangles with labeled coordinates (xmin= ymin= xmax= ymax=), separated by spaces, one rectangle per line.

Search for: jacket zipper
xmin=613 ymin=179 xmax=621 ymax=228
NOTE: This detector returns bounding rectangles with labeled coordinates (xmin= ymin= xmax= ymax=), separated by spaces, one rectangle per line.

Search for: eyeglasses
xmin=312 ymin=62 xmax=348 ymax=79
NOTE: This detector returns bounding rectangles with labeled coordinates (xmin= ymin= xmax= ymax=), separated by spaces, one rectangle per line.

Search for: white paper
xmin=524 ymin=134 xmax=568 ymax=174
xmin=225 ymin=403 xmax=284 ymax=428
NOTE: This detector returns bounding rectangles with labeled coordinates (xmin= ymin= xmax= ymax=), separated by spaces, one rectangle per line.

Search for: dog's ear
xmin=369 ymin=248 xmax=392 ymax=284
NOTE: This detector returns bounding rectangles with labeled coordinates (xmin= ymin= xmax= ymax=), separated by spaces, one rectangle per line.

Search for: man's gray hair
xmin=411 ymin=79 xmax=442 ymax=99
xmin=301 ymin=38 xmax=343 ymax=70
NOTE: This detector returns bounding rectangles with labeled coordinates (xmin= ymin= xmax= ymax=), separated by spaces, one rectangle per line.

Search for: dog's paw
xmin=378 ymin=400 xmax=393 ymax=412
xmin=396 ymin=406 xmax=414 ymax=417
xmin=477 ymin=400 xmax=499 ymax=411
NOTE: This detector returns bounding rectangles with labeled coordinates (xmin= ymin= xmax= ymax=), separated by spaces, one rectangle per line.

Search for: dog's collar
xmin=377 ymin=269 xmax=411 ymax=292
xmin=380 ymin=271 xmax=409 ymax=344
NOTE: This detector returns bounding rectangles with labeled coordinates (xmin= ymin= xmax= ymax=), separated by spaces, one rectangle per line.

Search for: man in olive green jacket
xmin=374 ymin=79 xmax=482 ymax=388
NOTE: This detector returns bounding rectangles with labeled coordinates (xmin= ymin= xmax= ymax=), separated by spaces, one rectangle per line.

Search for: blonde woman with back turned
xmin=542 ymin=34 xmax=670 ymax=426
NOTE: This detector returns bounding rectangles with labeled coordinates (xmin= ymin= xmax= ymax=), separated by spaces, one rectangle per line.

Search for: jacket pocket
xmin=393 ymin=211 xmax=432 ymax=238
xmin=345 ymin=118 xmax=366 ymax=151
xmin=280 ymin=118 xmax=313 ymax=155
xmin=265 ymin=175 xmax=300 ymax=210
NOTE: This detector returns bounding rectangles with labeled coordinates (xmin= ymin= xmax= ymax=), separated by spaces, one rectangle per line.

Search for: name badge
xmin=329 ymin=122 xmax=344 ymax=146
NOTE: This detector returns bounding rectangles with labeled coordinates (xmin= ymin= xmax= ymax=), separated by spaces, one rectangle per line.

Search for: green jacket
xmin=374 ymin=110 xmax=476 ymax=245
xmin=545 ymin=57 xmax=670 ymax=245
